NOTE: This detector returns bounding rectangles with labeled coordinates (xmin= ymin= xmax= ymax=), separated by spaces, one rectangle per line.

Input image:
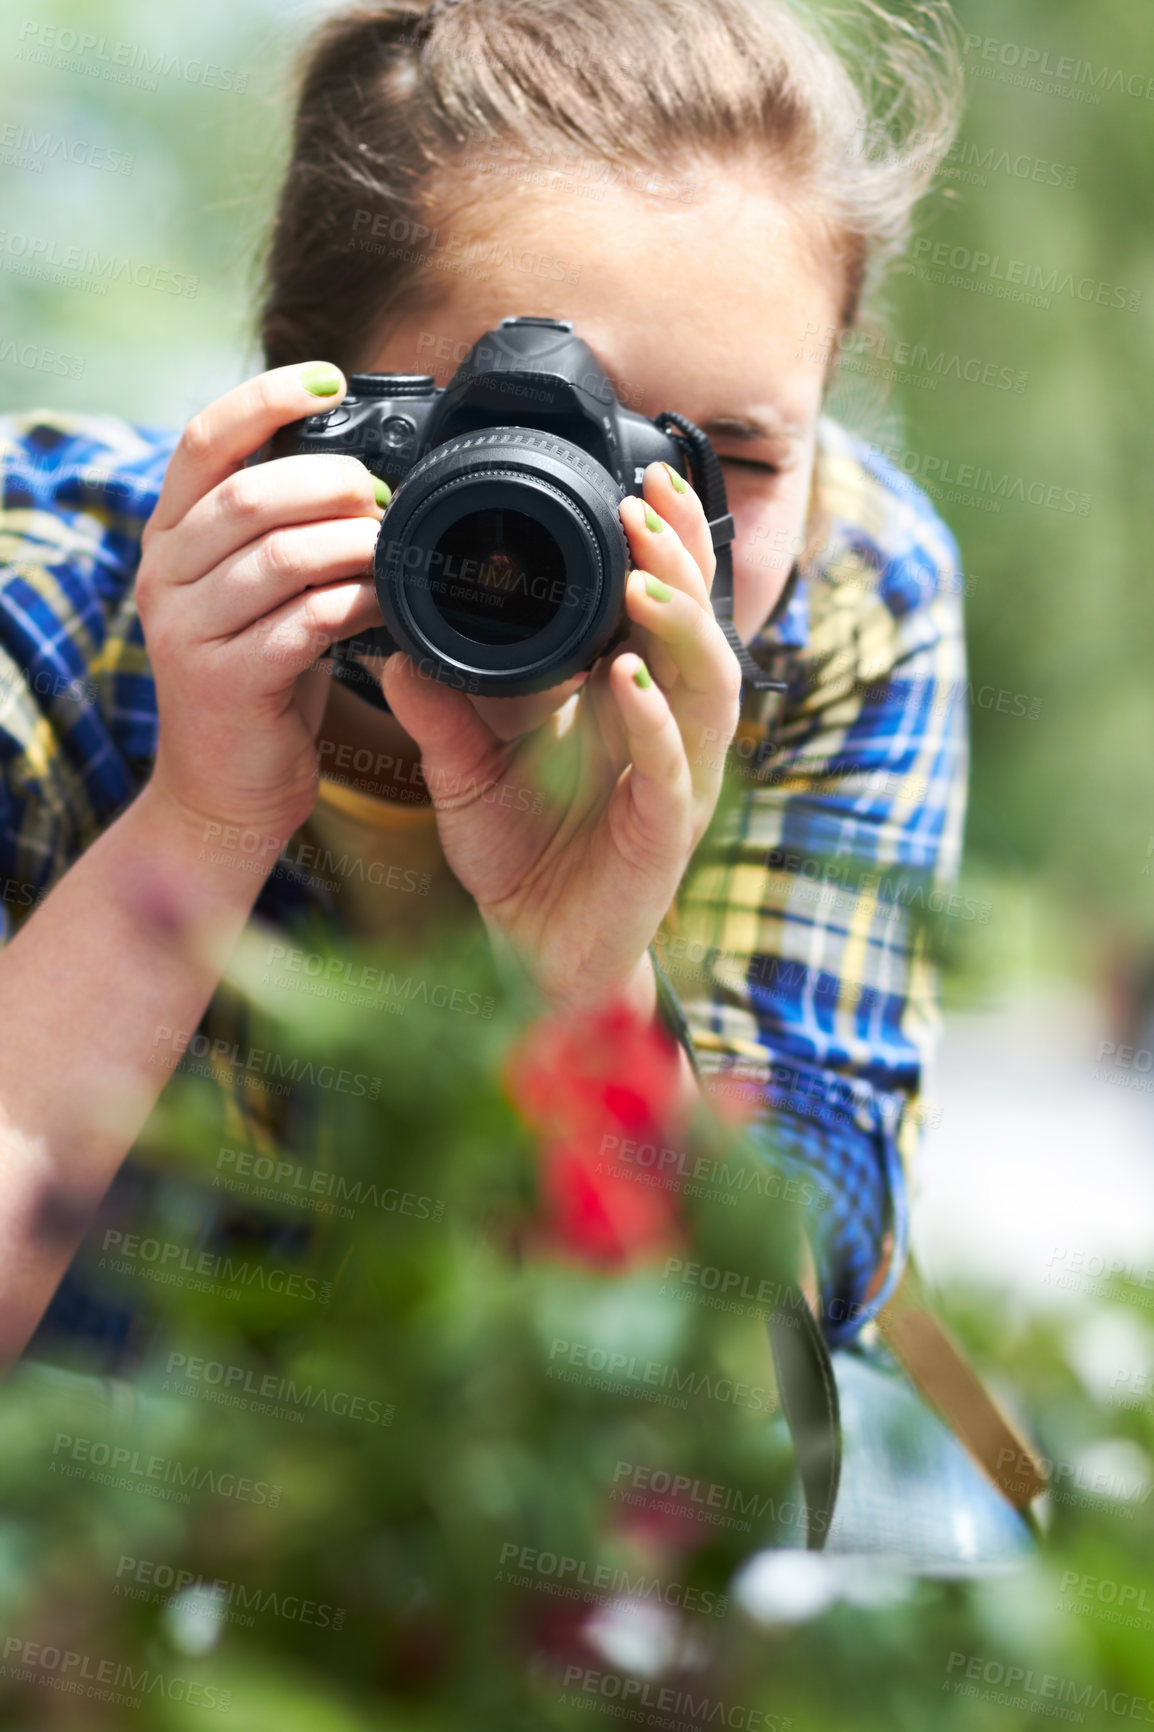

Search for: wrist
xmin=137 ymin=778 xmax=292 ymax=893
xmin=491 ymin=921 xmax=660 ymax=1024
xmin=127 ymin=780 xmax=284 ymax=932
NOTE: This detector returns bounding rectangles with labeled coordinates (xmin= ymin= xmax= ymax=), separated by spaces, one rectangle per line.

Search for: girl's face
xmin=355 ymin=162 xmax=843 ymax=738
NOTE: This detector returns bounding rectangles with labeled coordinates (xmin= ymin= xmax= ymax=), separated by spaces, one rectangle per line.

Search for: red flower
xmin=506 ymin=1000 xmax=687 ymax=1268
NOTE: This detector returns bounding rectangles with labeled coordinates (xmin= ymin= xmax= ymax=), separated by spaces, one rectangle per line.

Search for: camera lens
xmin=428 ymin=509 xmax=568 ymax=646
xmin=374 ymin=427 xmax=629 ymax=698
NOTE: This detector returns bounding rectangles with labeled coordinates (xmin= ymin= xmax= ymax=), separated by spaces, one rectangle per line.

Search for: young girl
xmin=0 ymin=0 xmax=972 ymax=1522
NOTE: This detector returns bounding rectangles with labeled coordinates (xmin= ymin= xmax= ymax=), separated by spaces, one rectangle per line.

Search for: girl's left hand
xmin=380 ymin=460 xmax=743 ymax=1017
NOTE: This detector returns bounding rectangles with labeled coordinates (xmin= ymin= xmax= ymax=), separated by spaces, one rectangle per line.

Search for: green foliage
xmin=0 ymin=933 xmax=1153 ymax=1724
xmin=2 ymin=0 xmax=1152 ymax=1721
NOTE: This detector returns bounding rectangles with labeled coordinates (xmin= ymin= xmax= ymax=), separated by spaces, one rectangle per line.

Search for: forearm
xmin=0 ymin=783 xmax=274 ymax=1366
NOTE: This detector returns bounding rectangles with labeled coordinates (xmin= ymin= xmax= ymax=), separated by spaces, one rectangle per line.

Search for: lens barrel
xmin=373 ymin=427 xmax=630 ymax=697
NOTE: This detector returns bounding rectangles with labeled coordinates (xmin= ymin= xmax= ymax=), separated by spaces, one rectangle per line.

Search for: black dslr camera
xmin=291 ymin=316 xmax=781 ymax=702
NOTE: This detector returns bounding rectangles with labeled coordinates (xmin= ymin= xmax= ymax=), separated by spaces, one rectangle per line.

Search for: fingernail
xmin=633 ymin=661 xmax=653 ymax=690
xmin=300 ymin=362 xmax=345 ymax=397
xmin=372 ymin=476 xmax=392 ymax=507
xmin=644 ymin=572 xmax=673 ymax=603
xmin=643 ymin=504 xmax=663 ymax=533
xmin=664 ymin=462 xmax=689 ymax=494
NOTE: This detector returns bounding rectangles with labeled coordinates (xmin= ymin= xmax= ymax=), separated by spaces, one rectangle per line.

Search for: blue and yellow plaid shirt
xmin=0 ymin=409 xmax=968 ymax=1355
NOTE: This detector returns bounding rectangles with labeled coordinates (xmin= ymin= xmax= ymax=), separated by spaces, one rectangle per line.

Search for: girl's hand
xmin=137 ymin=364 xmax=387 ymax=849
xmin=381 ymin=461 xmax=743 ymax=1014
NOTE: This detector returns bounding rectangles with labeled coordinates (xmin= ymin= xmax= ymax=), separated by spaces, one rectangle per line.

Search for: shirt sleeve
xmin=0 ymin=411 xmax=173 ymax=938
xmin=660 ymin=426 xmax=970 ymax=1346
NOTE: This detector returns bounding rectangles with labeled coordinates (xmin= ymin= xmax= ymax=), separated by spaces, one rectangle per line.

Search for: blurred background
xmin=2 ymin=0 xmax=1153 ymax=1722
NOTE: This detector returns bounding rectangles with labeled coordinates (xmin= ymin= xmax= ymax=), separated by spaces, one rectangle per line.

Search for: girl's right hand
xmin=136 ymin=363 xmax=388 ymax=850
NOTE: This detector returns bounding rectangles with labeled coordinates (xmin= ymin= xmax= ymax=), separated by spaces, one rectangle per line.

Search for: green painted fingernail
xmin=644 ymin=572 xmax=673 ymax=602
xmin=664 ymin=463 xmax=689 ymax=493
xmin=644 ymin=504 xmax=663 ymax=533
xmin=633 ymin=661 xmax=653 ymax=690
xmin=300 ymin=362 xmax=344 ymax=397
xmin=372 ymin=476 xmax=392 ymax=507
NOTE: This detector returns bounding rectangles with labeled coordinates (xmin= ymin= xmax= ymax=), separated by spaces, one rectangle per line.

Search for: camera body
xmin=292 ymin=316 xmax=775 ymax=699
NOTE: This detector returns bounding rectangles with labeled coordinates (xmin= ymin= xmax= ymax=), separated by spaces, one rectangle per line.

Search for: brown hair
xmin=257 ymin=0 xmax=963 ymax=376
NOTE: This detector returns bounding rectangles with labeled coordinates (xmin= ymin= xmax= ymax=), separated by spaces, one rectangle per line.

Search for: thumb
xmin=380 ymin=653 xmax=501 ymax=804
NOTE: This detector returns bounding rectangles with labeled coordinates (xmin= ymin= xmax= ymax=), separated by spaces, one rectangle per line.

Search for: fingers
xmin=158 ymin=453 xmax=386 ymax=588
xmin=607 ymin=653 xmax=694 ymax=860
xmin=622 ymin=568 xmax=743 ymax=704
xmin=619 ymin=487 xmax=711 ymax=616
xmin=194 ymin=516 xmax=384 ymax=642
xmin=148 ymin=362 xmax=351 ymax=535
xmin=380 ymin=652 xmax=502 ymax=807
xmin=643 ymin=461 xmax=718 ymax=592
xmin=617 ymin=466 xmax=739 ymax=733
xmin=229 ymin=576 xmax=384 ymax=689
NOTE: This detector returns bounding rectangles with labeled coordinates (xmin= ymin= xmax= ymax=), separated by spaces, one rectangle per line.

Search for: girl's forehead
xmin=369 ymin=175 xmax=841 ymax=429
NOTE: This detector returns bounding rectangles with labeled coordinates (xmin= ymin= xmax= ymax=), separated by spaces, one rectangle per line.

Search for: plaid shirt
xmin=0 ymin=409 xmax=968 ymax=1356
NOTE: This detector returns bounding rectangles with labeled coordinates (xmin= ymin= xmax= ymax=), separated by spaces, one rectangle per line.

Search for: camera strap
xmin=656 ymin=412 xmax=787 ymax=696
xmin=323 ymin=638 xmax=394 ymax=714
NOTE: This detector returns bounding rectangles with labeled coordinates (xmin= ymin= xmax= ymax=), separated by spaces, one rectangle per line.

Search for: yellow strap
xmin=876 ymin=1260 xmax=1047 ymax=1511
xmin=315 ymin=774 xmax=437 ymax=831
